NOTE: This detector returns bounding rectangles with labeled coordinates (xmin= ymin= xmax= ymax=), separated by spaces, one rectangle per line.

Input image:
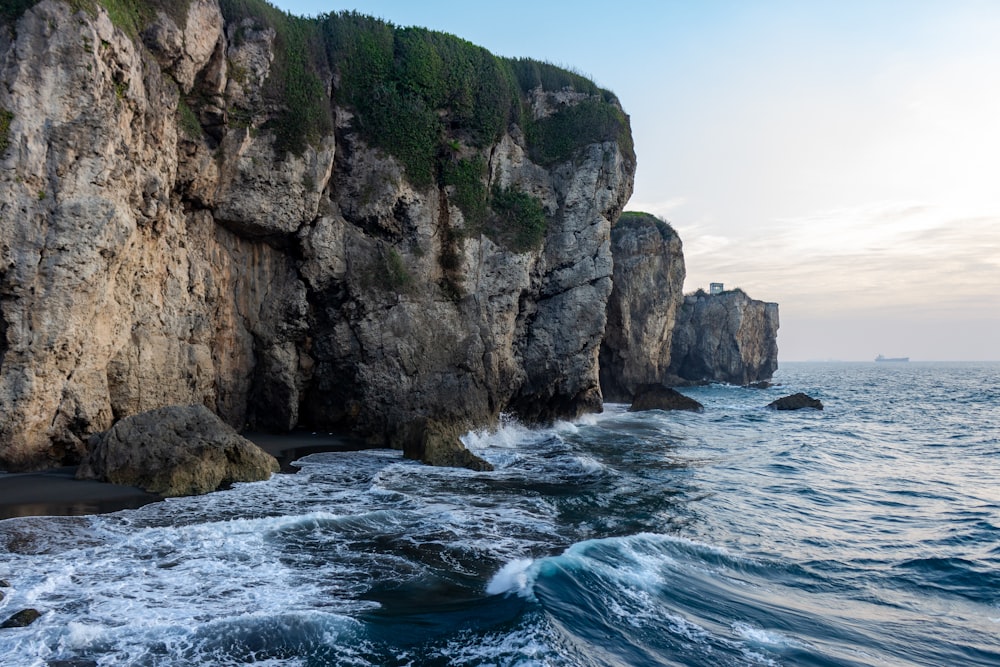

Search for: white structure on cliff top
xmin=710 ymin=282 xmax=724 ymax=295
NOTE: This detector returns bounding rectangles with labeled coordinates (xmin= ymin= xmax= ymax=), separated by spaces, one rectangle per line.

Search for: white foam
xmin=461 ymin=416 xmax=538 ymax=452
xmin=486 ymin=558 xmax=536 ymax=597
xmin=733 ymin=621 xmax=805 ymax=649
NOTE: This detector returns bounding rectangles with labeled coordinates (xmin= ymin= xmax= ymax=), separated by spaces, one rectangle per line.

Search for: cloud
xmin=677 ymin=201 xmax=1000 ymax=319
xmin=624 ymin=197 xmax=687 ymax=221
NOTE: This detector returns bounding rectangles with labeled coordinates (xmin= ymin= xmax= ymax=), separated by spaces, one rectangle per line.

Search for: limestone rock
xmin=1 ymin=608 xmax=41 ymax=628
xmin=0 ymin=1 xmax=636 ymax=471
xmin=767 ymin=393 xmax=823 ymax=411
xmin=668 ymin=289 xmax=779 ymax=386
xmin=77 ymin=405 xmax=279 ymax=496
xmin=401 ymin=419 xmax=493 ymax=472
xmin=629 ymin=385 xmax=704 ymax=412
xmin=600 ymin=212 xmax=685 ymax=402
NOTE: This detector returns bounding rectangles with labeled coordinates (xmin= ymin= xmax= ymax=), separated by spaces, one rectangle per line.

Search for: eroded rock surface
xmin=667 ymin=289 xmax=779 ymax=386
xmin=600 ymin=212 xmax=685 ymax=402
xmin=0 ymin=1 xmax=635 ymax=470
xmin=77 ymin=404 xmax=279 ymax=496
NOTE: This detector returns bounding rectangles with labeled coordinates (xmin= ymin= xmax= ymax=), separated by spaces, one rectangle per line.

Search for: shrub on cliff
xmin=219 ymin=4 xmax=631 ymax=172
xmin=618 ymin=211 xmax=677 ymax=241
xmin=488 ymin=185 xmax=548 ymax=252
xmin=0 ymin=108 xmax=12 ymax=154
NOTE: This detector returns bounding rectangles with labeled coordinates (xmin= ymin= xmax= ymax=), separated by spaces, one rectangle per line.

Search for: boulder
xmin=402 ymin=419 xmax=493 ymax=472
xmin=629 ymin=385 xmax=704 ymax=412
xmin=1 ymin=608 xmax=41 ymax=628
xmin=77 ymin=405 xmax=279 ymax=496
xmin=767 ymin=393 xmax=823 ymax=411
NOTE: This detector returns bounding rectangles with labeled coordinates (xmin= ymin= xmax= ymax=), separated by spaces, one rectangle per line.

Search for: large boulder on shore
xmin=629 ymin=385 xmax=704 ymax=412
xmin=767 ymin=393 xmax=823 ymax=411
xmin=77 ymin=405 xmax=279 ymax=496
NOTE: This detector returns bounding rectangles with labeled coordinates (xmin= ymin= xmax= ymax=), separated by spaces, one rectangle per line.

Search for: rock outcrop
xmin=629 ymin=385 xmax=703 ymax=412
xmin=77 ymin=404 xmax=280 ymax=496
xmin=1 ymin=608 xmax=41 ymax=628
xmin=0 ymin=2 xmax=634 ymax=470
xmin=599 ymin=212 xmax=685 ymax=402
xmin=767 ymin=393 xmax=823 ymax=411
xmin=667 ymin=289 xmax=779 ymax=386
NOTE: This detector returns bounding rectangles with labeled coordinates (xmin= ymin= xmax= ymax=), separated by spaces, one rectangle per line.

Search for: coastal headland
xmin=0 ymin=0 xmax=777 ymax=506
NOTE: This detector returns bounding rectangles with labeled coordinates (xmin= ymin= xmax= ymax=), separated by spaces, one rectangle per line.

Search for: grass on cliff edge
xmin=218 ymin=2 xmax=632 ymax=168
xmin=618 ymin=211 xmax=678 ymax=242
xmin=6 ymin=1 xmax=630 ymax=254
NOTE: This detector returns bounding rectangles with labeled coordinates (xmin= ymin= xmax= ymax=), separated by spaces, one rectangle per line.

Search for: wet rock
xmin=402 ymin=419 xmax=493 ymax=472
xmin=629 ymin=385 xmax=704 ymax=412
xmin=77 ymin=405 xmax=279 ymax=496
xmin=767 ymin=393 xmax=823 ymax=410
xmin=1 ymin=608 xmax=41 ymax=628
xmin=746 ymin=381 xmax=773 ymax=389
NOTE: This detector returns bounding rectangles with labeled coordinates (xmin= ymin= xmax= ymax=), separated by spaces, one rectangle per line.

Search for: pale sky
xmin=268 ymin=0 xmax=1000 ymax=361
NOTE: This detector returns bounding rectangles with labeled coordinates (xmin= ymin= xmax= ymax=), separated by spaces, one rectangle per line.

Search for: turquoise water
xmin=1 ymin=362 xmax=998 ymax=665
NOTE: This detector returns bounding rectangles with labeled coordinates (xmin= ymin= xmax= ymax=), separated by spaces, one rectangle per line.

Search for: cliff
xmin=599 ymin=212 xmax=684 ymax=401
xmin=667 ymin=289 xmax=779 ymax=386
xmin=0 ymin=0 xmax=634 ymax=470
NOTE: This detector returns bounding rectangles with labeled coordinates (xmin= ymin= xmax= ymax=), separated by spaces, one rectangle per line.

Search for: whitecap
xmin=732 ymin=621 xmax=804 ymax=648
xmin=486 ymin=558 xmax=536 ymax=597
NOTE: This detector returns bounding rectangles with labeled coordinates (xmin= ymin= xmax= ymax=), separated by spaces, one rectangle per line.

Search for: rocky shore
xmin=0 ymin=1 xmax=779 ymax=493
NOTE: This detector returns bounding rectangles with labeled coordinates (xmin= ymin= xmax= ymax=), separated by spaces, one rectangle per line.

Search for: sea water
xmin=0 ymin=362 xmax=998 ymax=666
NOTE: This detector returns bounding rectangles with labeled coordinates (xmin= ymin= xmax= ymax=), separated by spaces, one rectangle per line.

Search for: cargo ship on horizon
xmin=875 ymin=354 xmax=909 ymax=362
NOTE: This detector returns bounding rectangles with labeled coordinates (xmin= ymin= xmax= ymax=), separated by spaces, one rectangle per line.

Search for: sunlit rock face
xmin=0 ymin=1 xmax=634 ymax=470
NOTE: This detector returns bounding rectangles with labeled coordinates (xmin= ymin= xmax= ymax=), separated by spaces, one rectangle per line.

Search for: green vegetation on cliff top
xmin=619 ymin=211 xmax=677 ymax=241
xmin=6 ymin=0 xmax=632 ymax=251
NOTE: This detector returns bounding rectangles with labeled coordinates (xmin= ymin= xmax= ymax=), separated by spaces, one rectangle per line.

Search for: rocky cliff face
xmin=0 ymin=1 xmax=634 ymax=470
xmin=599 ymin=212 xmax=684 ymax=402
xmin=667 ymin=289 xmax=779 ymax=386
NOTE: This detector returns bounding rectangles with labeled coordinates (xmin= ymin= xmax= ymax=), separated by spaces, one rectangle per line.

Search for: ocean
xmin=1 ymin=362 xmax=998 ymax=666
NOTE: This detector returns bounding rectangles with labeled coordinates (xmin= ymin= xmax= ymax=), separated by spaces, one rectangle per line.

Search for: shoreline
xmin=0 ymin=431 xmax=374 ymax=521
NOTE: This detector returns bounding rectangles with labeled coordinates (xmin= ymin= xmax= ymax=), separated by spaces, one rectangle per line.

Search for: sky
xmin=268 ymin=0 xmax=1000 ymax=361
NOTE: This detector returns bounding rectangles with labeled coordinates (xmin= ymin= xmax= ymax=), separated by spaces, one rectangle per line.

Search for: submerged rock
xmin=629 ymin=385 xmax=704 ymax=412
xmin=746 ymin=381 xmax=774 ymax=389
xmin=77 ymin=405 xmax=279 ymax=496
xmin=1 ymin=608 xmax=41 ymax=628
xmin=767 ymin=393 xmax=823 ymax=411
